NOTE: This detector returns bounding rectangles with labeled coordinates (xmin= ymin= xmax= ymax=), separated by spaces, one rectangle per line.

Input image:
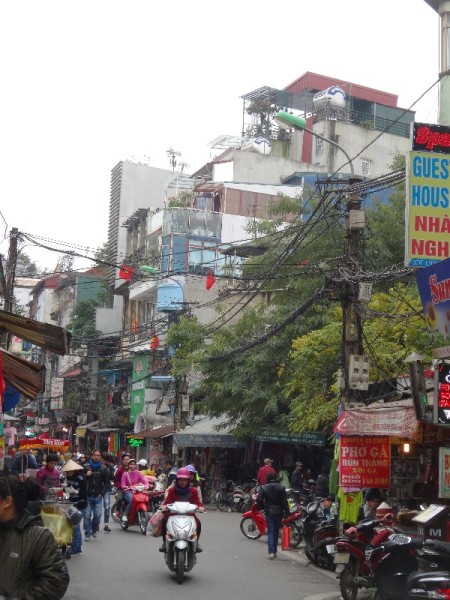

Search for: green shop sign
xmin=256 ymin=431 xmax=326 ymax=446
xmin=127 ymin=436 xmax=145 ymax=447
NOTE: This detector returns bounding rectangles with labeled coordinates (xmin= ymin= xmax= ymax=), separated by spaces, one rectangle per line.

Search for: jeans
xmin=72 ymin=524 xmax=82 ymax=552
xmin=84 ymin=496 xmax=103 ymax=537
xmin=123 ymin=490 xmax=133 ymax=515
xmin=266 ymin=513 xmax=282 ymax=555
xmin=103 ymin=491 xmax=111 ymax=524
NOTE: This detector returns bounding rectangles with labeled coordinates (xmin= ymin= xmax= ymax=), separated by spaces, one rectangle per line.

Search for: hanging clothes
xmin=337 ymin=488 xmax=363 ymax=524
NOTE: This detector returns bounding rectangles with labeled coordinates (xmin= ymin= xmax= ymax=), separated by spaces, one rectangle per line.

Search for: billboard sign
xmin=339 ymin=435 xmax=390 ymax=488
xmin=416 ymin=256 xmax=450 ymax=338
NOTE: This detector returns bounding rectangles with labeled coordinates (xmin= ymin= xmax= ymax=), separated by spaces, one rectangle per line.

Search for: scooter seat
xmin=424 ymin=539 xmax=450 ymax=555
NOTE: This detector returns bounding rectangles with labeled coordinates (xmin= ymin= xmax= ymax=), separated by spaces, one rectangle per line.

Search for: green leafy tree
xmin=68 ymin=299 xmax=102 ymax=349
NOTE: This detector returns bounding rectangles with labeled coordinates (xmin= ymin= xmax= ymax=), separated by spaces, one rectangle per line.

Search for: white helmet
xmin=138 ymin=459 xmax=147 ymax=467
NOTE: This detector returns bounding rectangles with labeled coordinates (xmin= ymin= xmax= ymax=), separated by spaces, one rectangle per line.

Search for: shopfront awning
xmin=134 ymin=424 xmax=175 ymax=438
xmin=173 ymin=416 xmax=246 ymax=449
xmin=75 ymin=420 xmax=99 ymax=437
xmin=333 ymin=400 xmax=417 ymax=437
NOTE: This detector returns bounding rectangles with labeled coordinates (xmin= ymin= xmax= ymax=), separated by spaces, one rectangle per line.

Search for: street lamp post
xmin=274 ymin=111 xmax=368 ymax=407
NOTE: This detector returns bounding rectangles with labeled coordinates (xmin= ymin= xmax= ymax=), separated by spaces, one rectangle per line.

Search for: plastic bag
xmin=41 ymin=511 xmax=73 ymax=546
xmin=149 ymin=509 xmax=164 ymax=537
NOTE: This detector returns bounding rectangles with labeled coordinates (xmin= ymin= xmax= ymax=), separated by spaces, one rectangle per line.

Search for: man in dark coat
xmin=12 ymin=449 xmax=38 ymax=477
xmin=83 ymin=449 xmax=110 ymax=541
xmin=257 ymin=471 xmax=289 ymax=559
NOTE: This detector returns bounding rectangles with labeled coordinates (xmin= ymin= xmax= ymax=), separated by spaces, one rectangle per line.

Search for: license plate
xmin=334 ymin=551 xmax=350 ymax=564
xmin=326 ymin=544 xmax=336 ymax=554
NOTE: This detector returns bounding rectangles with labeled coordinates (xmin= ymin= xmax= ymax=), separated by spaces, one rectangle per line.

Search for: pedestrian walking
xmin=12 ymin=448 xmax=38 ymax=477
xmin=82 ymin=449 xmax=110 ymax=541
xmin=0 ymin=473 xmax=70 ymax=599
xmin=257 ymin=471 xmax=289 ymax=559
xmin=101 ymin=452 xmax=115 ymax=533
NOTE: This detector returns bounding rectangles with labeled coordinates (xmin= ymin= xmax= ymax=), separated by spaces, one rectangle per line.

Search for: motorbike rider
xmin=186 ymin=464 xmax=203 ymax=503
xmin=159 ymin=467 xmax=205 ymax=553
xmin=120 ymin=458 xmax=149 ymax=523
xmin=113 ymin=452 xmax=130 ymax=514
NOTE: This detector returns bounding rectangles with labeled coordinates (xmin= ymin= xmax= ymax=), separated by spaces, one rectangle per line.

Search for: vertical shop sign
xmin=439 ymin=447 xmax=450 ymax=498
xmin=340 ymin=435 xmax=390 ymax=488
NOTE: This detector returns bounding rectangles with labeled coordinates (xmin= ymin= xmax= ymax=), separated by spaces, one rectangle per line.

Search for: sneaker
xmin=196 ymin=543 xmax=203 ymax=553
xmin=104 ymin=525 xmax=111 ymax=533
xmin=72 ymin=549 xmax=82 ymax=555
xmin=121 ymin=515 xmax=128 ymax=523
xmin=85 ymin=536 xmax=91 ymax=542
xmin=92 ymin=532 xmax=97 ymax=538
xmin=268 ymin=553 xmax=275 ymax=560
xmin=159 ymin=543 xmax=166 ymax=553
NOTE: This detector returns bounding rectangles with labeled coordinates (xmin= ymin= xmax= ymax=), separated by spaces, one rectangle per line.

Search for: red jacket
xmin=163 ymin=485 xmax=203 ymax=509
xmin=257 ymin=465 xmax=276 ymax=485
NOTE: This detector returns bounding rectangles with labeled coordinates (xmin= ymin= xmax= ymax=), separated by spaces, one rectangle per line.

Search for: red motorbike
xmin=119 ymin=485 xmax=150 ymax=535
xmin=335 ymin=515 xmax=398 ymax=600
xmin=240 ymin=502 xmax=303 ymax=548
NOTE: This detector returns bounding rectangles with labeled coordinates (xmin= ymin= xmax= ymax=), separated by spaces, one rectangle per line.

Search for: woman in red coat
xmin=159 ymin=467 xmax=205 ymax=552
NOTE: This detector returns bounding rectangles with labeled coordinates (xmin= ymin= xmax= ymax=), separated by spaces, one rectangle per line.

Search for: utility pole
xmin=0 ymin=227 xmax=19 ymax=347
xmin=339 ymin=182 xmax=370 ymax=406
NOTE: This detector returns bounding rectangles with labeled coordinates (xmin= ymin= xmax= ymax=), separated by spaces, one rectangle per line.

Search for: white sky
xmin=0 ymin=0 xmax=441 ymax=272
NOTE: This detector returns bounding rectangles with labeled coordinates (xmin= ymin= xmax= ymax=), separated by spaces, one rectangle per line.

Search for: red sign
xmin=334 ymin=407 xmax=417 ymax=437
xmin=19 ymin=437 xmax=70 ymax=451
xmin=413 ymin=123 xmax=450 ymax=154
xmin=340 ymin=435 xmax=390 ymax=489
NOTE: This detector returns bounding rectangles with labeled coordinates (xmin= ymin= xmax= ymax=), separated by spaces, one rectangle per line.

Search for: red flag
xmin=206 ymin=269 xmax=216 ymax=290
xmin=150 ymin=335 xmax=160 ymax=351
xmin=119 ymin=265 xmax=135 ymax=281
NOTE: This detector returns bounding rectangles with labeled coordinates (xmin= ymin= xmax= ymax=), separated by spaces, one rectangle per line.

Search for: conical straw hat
xmin=61 ymin=459 xmax=84 ymax=472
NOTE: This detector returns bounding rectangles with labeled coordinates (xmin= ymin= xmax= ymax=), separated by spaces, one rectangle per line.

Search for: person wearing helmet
xmin=120 ymin=458 xmax=149 ymax=523
xmin=186 ymin=464 xmax=203 ymax=503
xmin=137 ymin=458 xmax=155 ymax=478
xmin=159 ymin=467 xmax=205 ymax=553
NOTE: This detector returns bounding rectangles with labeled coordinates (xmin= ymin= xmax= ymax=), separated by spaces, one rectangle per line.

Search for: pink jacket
xmin=121 ymin=469 xmax=148 ymax=489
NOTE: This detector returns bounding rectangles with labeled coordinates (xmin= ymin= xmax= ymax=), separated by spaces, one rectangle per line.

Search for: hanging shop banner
xmin=415 ymin=256 xmax=450 ymax=339
xmin=340 ymin=435 xmax=390 ymax=489
xmin=19 ymin=437 xmax=70 ymax=451
xmin=438 ymin=447 xmax=450 ymax=498
xmin=334 ymin=407 xmax=417 ymax=437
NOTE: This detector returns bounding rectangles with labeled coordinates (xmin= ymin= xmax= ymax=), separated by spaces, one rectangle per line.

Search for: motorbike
xmin=239 ymin=501 xmax=303 ymax=548
xmin=335 ymin=515 xmax=399 ymax=600
xmin=369 ymin=533 xmax=450 ymax=600
xmin=216 ymin=480 xmax=248 ymax=512
xmin=121 ymin=485 xmax=151 ymax=535
xmin=163 ymin=501 xmax=200 ymax=584
xmin=303 ymin=498 xmax=338 ymax=570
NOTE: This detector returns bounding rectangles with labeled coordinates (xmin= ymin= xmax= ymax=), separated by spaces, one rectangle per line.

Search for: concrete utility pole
xmin=0 ymin=227 xmax=19 ymax=347
xmin=424 ymin=0 xmax=450 ymax=124
xmin=340 ymin=183 xmax=369 ymax=406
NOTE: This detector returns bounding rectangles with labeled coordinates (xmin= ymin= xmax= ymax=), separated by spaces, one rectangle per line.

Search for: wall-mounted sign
xmin=127 ymin=436 xmax=145 ymax=447
xmin=339 ymin=435 xmax=390 ymax=488
xmin=437 ymin=363 xmax=450 ymax=425
xmin=413 ymin=123 xmax=450 ymax=155
xmin=439 ymin=447 xmax=450 ymax=498
xmin=416 ymin=256 xmax=450 ymax=338
xmin=405 ymin=149 xmax=450 ymax=267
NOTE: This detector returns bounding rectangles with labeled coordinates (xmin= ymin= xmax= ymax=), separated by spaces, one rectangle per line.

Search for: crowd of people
xmin=0 ymin=447 xmax=341 ymax=597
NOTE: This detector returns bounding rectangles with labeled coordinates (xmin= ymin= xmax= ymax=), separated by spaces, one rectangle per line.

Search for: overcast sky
xmin=0 ymin=0 xmax=441 ymax=273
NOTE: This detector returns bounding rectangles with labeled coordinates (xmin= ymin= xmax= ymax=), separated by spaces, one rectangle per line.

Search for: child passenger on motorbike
xmin=120 ymin=458 xmax=149 ymax=523
xmin=159 ymin=467 xmax=205 ymax=553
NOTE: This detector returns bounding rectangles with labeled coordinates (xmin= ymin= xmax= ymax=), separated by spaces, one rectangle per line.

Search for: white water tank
xmin=313 ymin=86 xmax=347 ymax=109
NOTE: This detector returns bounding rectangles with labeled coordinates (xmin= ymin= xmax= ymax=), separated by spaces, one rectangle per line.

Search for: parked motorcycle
xmin=163 ymin=501 xmax=200 ymax=584
xmin=369 ymin=533 xmax=450 ymax=600
xmin=216 ymin=480 xmax=247 ymax=512
xmin=239 ymin=501 xmax=303 ymax=548
xmin=303 ymin=498 xmax=338 ymax=570
xmin=335 ymin=515 xmax=399 ymax=600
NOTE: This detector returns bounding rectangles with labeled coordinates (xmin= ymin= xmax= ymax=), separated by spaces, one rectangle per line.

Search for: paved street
xmin=64 ymin=507 xmax=340 ymax=600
